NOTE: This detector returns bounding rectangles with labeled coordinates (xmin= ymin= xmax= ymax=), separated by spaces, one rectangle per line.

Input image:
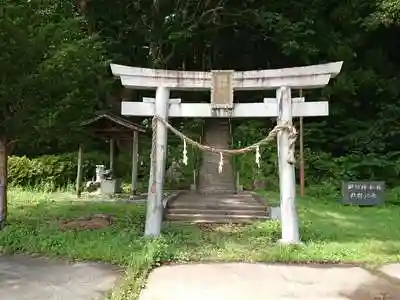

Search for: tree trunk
xmin=0 ymin=135 xmax=7 ymax=229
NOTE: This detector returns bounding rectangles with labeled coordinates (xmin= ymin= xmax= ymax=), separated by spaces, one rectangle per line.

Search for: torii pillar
xmin=110 ymin=62 xmax=343 ymax=243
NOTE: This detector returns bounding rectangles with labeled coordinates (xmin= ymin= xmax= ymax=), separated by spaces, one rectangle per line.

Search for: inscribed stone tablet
xmin=211 ymin=70 xmax=234 ymax=109
xmin=341 ymin=181 xmax=385 ymax=206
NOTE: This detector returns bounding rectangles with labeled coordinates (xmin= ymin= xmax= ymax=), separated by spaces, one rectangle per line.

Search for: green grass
xmin=1 ymin=187 xmax=400 ymax=299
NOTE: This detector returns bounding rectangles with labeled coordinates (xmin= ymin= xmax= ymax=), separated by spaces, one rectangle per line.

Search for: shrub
xmin=303 ymin=150 xmax=400 ymax=189
xmin=7 ymin=152 xmax=139 ymax=190
xmin=6 ymin=142 xmax=199 ymax=191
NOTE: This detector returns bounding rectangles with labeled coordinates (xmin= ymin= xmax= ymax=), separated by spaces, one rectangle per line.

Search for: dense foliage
xmin=0 ymin=0 xmax=112 ymax=152
xmin=8 ymin=152 xmax=111 ymax=189
xmin=2 ymin=0 xmax=400 ymax=188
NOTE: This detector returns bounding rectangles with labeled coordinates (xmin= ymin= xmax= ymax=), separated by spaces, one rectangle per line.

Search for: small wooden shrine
xmin=77 ymin=113 xmax=145 ymax=197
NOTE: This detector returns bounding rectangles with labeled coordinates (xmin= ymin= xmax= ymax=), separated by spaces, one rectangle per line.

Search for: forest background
xmin=2 ymin=0 xmax=400 ymax=197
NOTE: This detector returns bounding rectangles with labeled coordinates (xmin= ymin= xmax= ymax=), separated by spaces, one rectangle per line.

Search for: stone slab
xmin=379 ymin=263 xmax=400 ymax=280
xmin=0 ymin=255 xmax=120 ymax=300
xmin=139 ymin=263 xmax=400 ymax=300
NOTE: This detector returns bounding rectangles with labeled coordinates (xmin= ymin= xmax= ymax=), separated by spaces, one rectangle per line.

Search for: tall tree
xmin=0 ymin=0 xmax=111 ymax=228
xmin=83 ymin=0 xmax=400 ymax=184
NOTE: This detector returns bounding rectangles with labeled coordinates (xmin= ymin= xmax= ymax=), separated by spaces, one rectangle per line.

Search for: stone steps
xmin=198 ymin=118 xmax=236 ymax=194
xmin=168 ymin=208 xmax=267 ymax=216
xmin=169 ymin=192 xmax=261 ymax=204
xmin=165 ymin=214 xmax=269 ymax=223
xmin=198 ymin=188 xmax=237 ymax=195
xmin=168 ymin=203 xmax=266 ymax=210
xmin=173 ymin=118 xmax=267 ymax=223
xmin=165 ymin=192 xmax=269 ymax=224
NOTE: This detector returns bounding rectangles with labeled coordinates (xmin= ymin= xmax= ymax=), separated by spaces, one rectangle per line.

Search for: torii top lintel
xmin=110 ymin=61 xmax=343 ymax=91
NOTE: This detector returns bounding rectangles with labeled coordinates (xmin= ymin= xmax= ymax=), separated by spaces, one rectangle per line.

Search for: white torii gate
xmin=111 ymin=61 xmax=343 ymax=244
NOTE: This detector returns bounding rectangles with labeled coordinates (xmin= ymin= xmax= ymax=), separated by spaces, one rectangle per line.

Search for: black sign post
xmin=341 ymin=181 xmax=385 ymax=206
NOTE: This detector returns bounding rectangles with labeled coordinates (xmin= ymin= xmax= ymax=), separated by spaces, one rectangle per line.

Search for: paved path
xmin=0 ymin=255 xmax=120 ymax=300
xmin=140 ymin=263 xmax=400 ymax=300
xmin=2 ymin=255 xmax=400 ymax=300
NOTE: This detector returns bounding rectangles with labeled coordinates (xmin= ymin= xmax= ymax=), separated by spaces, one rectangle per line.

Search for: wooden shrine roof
xmin=81 ymin=113 xmax=145 ymax=138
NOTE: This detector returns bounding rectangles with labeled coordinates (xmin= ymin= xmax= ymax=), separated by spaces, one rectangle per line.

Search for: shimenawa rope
xmin=151 ymin=115 xmax=298 ymax=174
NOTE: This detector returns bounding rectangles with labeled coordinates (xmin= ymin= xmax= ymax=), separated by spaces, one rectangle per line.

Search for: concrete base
xmin=270 ymin=206 xmax=281 ymax=220
xmin=100 ymin=179 xmax=122 ymax=195
xmin=277 ymin=239 xmax=303 ymax=246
